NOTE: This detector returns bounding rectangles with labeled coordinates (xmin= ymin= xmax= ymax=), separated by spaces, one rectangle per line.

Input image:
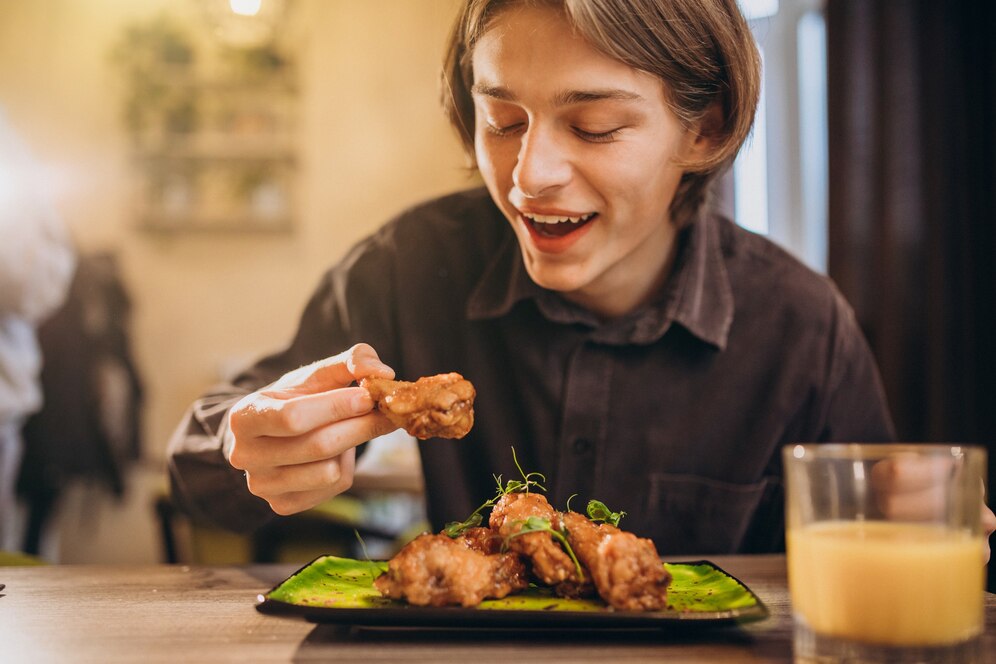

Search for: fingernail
xmin=353 ymin=392 xmax=374 ymax=411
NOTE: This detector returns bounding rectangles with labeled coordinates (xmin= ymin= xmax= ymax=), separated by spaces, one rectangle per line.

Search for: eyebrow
xmin=471 ymin=83 xmax=645 ymax=105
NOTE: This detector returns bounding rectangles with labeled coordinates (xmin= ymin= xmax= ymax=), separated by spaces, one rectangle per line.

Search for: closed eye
xmin=485 ymin=121 xmax=525 ymax=137
xmin=573 ymin=127 xmax=623 ymax=143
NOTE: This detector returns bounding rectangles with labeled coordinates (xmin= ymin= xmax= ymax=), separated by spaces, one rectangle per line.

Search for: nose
xmin=512 ymin=125 xmax=571 ymax=198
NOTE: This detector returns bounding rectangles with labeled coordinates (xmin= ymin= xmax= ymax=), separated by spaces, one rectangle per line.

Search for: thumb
xmin=343 ymin=342 xmax=396 ymax=381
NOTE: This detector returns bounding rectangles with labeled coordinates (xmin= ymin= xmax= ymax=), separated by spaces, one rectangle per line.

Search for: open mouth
xmin=522 ymin=211 xmax=598 ymax=238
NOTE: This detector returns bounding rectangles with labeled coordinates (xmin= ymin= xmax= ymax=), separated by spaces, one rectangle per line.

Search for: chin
xmin=521 ymin=260 xmax=589 ymax=294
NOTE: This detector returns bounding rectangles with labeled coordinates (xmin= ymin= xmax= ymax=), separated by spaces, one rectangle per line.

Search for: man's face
xmin=471 ymin=5 xmax=703 ymax=317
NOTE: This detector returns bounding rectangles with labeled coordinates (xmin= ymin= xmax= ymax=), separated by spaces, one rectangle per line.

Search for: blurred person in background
xmin=0 ymin=108 xmax=76 ymax=552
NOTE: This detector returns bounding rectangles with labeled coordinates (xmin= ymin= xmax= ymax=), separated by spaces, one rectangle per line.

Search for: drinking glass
xmin=784 ymin=443 xmax=987 ymax=663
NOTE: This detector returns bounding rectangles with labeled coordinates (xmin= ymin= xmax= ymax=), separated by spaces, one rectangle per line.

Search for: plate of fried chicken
xmin=256 ymin=467 xmax=767 ymax=628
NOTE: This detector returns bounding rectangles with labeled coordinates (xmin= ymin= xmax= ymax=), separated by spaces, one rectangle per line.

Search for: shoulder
xmin=320 ymin=186 xmax=507 ymax=296
xmin=709 ymin=217 xmax=893 ymax=440
xmin=715 ymin=215 xmax=828 ymax=293
xmin=375 ymin=186 xmax=505 ymax=250
xmin=713 ymin=215 xmax=848 ymax=327
xmin=347 ymin=187 xmax=509 ymax=293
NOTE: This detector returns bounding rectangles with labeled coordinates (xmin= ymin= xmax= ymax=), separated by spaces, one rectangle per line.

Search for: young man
xmin=169 ymin=0 xmax=897 ymax=555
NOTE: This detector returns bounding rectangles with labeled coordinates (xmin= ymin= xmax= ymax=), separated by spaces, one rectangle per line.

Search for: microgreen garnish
xmin=445 ymin=447 xmax=546 ymax=538
xmin=503 ymin=516 xmax=584 ymax=582
xmin=443 ymin=510 xmax=484 ymax=538
xmin=565 ymin=493 xmax=578 ymax=513
xmin=353 ymin=528 xmax=379 ymax=583
xmin=493 ymin=447 xmax=547 ymax=496
xmin=586 ymin=499 xmax=626 ymax=527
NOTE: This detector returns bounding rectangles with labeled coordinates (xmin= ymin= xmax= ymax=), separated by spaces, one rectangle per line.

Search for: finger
xmin=237 ymin=411 xmax=398 ymax=469
xmin=231 ymin=387 xmax=374 ymax=441
xmin=344 ymin=342 xmax=396 ymax=381
xmin=252 ymin=450 xmax=357 ymax=515
xmin=265 ymin=344 xmax=395 ymax=396
xmin=267 ymin=487 xmax=346 ymax=516
xmin=869 ymin=454 xmax=953 ymax=493
xmin=248 ymin=456 xmax=343 ymax=497
xmin=983 ymin=502 xmax=996 ymax=536
xmin=297 ymin=344 xmax=395 ymax=393
xmin=875 ymin=483 xmax=947 ymax=521
xmin=983 ymin=501 xmax=994 ymax=565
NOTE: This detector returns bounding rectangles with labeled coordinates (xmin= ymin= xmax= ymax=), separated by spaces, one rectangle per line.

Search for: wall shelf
xmin=115 ymin=16 xmax=299 ymax=234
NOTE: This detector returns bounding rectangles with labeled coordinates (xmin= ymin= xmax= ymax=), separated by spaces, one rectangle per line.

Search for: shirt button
xmin=572 ymin=438 xmax=592 ymax=455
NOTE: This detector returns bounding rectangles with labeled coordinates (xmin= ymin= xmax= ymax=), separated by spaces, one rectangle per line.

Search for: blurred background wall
xmin=0 ymin=0 xmax=468 ymax=563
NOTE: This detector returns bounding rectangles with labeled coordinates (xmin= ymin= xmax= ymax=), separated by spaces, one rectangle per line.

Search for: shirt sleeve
xmin=817 ymin=288 xmax=897 ymax=443
xmin=166 ymin=230 xmax=401 ymax=532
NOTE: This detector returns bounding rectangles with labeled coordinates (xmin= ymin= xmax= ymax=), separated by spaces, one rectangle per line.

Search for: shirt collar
xmin=466 ymin=213 xmax=733 ymax=350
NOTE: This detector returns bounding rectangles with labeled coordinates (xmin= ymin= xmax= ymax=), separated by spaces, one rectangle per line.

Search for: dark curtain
xmin=826 ymin=0 xmax=996 ymax=590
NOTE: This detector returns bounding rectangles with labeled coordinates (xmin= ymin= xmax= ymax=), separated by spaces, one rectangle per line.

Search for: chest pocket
xmin=645 ymin=473 xmax=771 ymax=555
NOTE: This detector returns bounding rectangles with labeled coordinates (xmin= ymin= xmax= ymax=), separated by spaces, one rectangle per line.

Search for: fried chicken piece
xmin=551 ymin=567 xmax=597 ymax=600
xmin=489 ymin=492 xmax=581 ymax=587
xmin=360 ymin=372 xmax=475 ymax=439
xmin=562 ymin=511 xmax=671 ymax=611
xmin=456 ymin=526 xmax=504 ymax=555
xmin=373 ymin=532 xmax=527 ymax=607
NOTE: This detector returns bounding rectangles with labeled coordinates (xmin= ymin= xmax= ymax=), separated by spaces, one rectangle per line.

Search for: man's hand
xmin=227 ymin=343 xmax=398 ymax=515
xmin=985 ymin=500 xmax=996 ymax=564
xmin=871 ymin=453 xmax=996 ymax=563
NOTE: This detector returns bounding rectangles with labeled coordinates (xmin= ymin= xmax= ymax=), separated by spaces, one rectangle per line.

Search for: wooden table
xmin=1 ymin=555 xmax=994 ymax=663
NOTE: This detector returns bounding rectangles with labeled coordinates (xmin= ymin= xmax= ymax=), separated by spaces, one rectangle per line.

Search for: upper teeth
xmin=523 ymin=212 xmax=596 ymax=225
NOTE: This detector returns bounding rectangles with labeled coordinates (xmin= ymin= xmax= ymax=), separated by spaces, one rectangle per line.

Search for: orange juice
xmin=787 ymin=520 xmax=984 ymax=646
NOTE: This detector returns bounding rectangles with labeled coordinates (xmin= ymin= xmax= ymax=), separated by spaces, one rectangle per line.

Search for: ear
xmin=684 ymin=101 xmax=724 ymax=166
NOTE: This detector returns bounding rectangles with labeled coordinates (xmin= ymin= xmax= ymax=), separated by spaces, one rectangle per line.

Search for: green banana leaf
xmin=260 ymin=555 xmax=766 ymax=625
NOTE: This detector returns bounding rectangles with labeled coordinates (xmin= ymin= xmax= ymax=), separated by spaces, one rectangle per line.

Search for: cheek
xmin=609 ymin=144 xmax=684 ymax=199
xmin=475 ymin=134 xmax=513 ymax=185
xmin=473 ymin=132 xmax=492 ymax=173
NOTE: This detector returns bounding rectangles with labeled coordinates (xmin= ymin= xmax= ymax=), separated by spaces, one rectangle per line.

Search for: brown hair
xmin=441 ymin=0 xmax=761 ymax=226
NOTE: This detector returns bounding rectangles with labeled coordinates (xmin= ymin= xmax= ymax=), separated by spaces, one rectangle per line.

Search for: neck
xmin=565 ymin=232 xmax=681 ymax=320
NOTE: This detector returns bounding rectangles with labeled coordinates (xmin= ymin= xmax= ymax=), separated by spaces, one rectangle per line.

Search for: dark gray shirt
xmin=168 ymin=187 xmax=894 ymax=554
